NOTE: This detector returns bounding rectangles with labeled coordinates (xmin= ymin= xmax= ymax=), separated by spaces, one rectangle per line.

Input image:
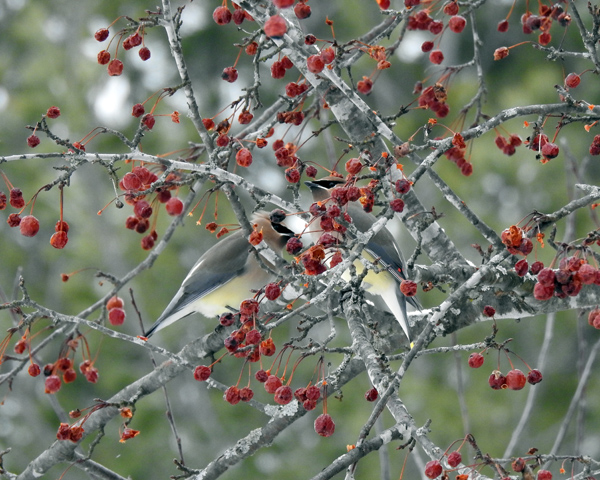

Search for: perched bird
xmin=305 ymin=177 xmax=420 ymax=342
xmin=144 ymin=211 xmax=293 ymax=338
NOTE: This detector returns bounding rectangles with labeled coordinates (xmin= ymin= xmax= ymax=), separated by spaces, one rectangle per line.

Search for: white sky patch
xmin=0 ymin=86 xmax=9 ymax=112
xmin=93 ymin=76 xmax=131 ymax=127
xmin=180 ymin=2 xmax=208 ymax=36
xmin=395 ymin=32 xmax=427 ymax=63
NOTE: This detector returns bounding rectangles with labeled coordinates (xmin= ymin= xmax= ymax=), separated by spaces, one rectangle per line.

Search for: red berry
xmin=106 ymin=296 xmax=124 ymax=310
xmin=134 ymin=200 xmax=153 ymax=218
xmin=314 ymin=413 xmax=335 ymax=437
xmin=264 ymin=14 xmax=287 ymax=39
xmin=193 ymin=365 xmax=211 ymax=381
xmin=565 ymin=72 xmax=581 ymax=88
xmin=139 ymin=47 xmax=151 ymax=61
xmin=395 ymin=178 xmax=411 ymax=194
xmin=400 ymin=279 xmax=417 ymax=297
xmin=7 ymin=213 xmax=21 ymax=227
xmin=265 ymin=283 xmax=281 ymax=300
xmin=45 ymin=375 xmax=62 ymax=394
xmin=390 ymin=198 xmax=405 ymax=212
xmin=482 ymin=305 xmax=496 ymax=317
xmin=442 ymin=1 xmax=459 ymax=15
xmin=515 ymin=258 xmax=528 ymax=276
xmin=245 ymin=329 xmax=262 ymax=345
xmin=429 ymin=50 xmax=444 ymax=64
xmin=357 ymin=77 xmax=373 ymax=94
xmin=273 ymin=0 xmax=294 ymax=7
xmin=530 ymin=261 xmax=544 ymax=275
xmin=488 ymin=370 xmax=507 ymax=390
xmin=294 ymin=2 xmax=311 ymax=19
xmin=20 ymin=215 xmax=40 ymax=237
xmin=264 ymin=375 xmax=283 ymax=394
xmin=142 ymin=114 xmax=155 ymax=130
xmin=468 ymin=352 xmax=484 ymax=368
xmin=447 ymin=451 xmax=462 ymax=468
xmin=421 ymin=41 xmax=434 ymax=53
xmin=95 ymin=28 xmax=109 ymax=42
xmin=28 ymin=363 xmax=41 ymax=377
xmin=497 ymin=19 xmax=509 ymax=32
xmin=236 ymin=148 xmax=253 ymax=167
xmin=98 ymin=50 xmax=111 ymax=64
xmin=50 ymin=231 xmax=68 ymax=249
xmin=108 ymin=307 xmax=126 ymax=326
xmin=527 ymin=369 xmax=543 ymax=385
xmin=27 ymin=134 xmax=40 ymax=148
xmin=448 ymin=15 xmax=466 ymax=33
xmin=255 ymin=369 xmax=269 ymax=383
xmin=537 ymin=268 xmax=556 ymax=287
xmin=63 ymin=368 xmax=77 ymax=383
xmin=274 ymin=385 xmax=293 ymax=404
xmin=0 ymin=192 xmax=6 ymax=210
xmin=377 ymin=0 xmax=391 ymax=8
xmin=365 ymin=387 xmax=378 ymax=402
xmin=46 ymin=106 xmax=60 ymax=118
xmin=141 ymin=234 xmax=155 ymax=250
xmin=345 ymin=158 xmax=362 ymax=175
xmin=221 ymin=66 xmax=238 ymax=83
xmin=286 ymin=237 xmax=303 ymax=254
xmin=424 ymin=460 xmax=443 ymax=479
xmin=533 ymin=282 xmax=554 ymax=300
xmin=538 ymin=470 xmax=552 ymax=480
xmin=307 ymin=54 xmax=325 ymax=74
xmin=305 ymin=385 xmax=320 ymax=401
xmin=165 ymin=197 xmax=184 ymax=216
xmin=271 ymin=61 xmax=286 ymax=79
xmin=505 ymin=368 xmax=527 ymax=390
xmin=9 ymin=188 xmax=24 ymax=208
xmin=224 ymin=386 xmax=241 ymax=405
xmin=107 ymin=59 xmax=123 ymax=76
xmin=541 ymin=142 xmax=559 ymax=159
xmin=321 ymin=47 xmax=335 ymax=65
xmin=239 ymin=386 xmax=254 ymax=401
xmin=213 ymin=6 xmax=232 ymax=25
xmin=202 ymin=118 xmax=215 ymax=130
xmin=260 ymin=338 xmax=276 ymax=356
xmin=285 ymin=167 xmax=300 ymax=183
xmin=122 ymin=172 xmax=142 ymax=191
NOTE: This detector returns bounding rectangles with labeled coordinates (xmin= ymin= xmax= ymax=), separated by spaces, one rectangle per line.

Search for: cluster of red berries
xmin=497 ymin=3 xmax=570 ymax=46
xmin=527 ymin=133 xmax=560 ymax=163
xmin=494 ymin=133 xmax=522 ymax=156
xmin=533 ymin=255 xmax=600 ymax=301
xmin=107 ymin=295 xmax=126 ymax=326
xmin=512 ymin=458 xmax=553 ymax=480
xmin=417 ymin=83 xmax=450 ymax=119
xmin=424 ymin=450 xmax=463 ymax=479
xmin=56 ymin=422 xmax=85 ymax=443
xmin=406 ymin=1 xmax=466 ymax=67
xmin=120 ymin=165 xmax=184 ymax=250
xmin=467 ymin=306 xmax=543 ymax=390
xmin=42 ymin=355 xmax=99 ymax=394
xmin=95 ymin=20 xmax=152 ymax=77
xmin=26 ymin=106 xmax=61 ymax=149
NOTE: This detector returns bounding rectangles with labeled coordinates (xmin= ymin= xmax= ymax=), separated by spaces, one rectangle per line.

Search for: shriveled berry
xmin=314 ymin=413 xmax=335 ymax=437
xmin=429 ymin=50 xmax=444 ymax=64
xmin=95 ymin=28 xmax=109 ymax=42
xmin=345 ymin=158 xmax=362 ymax=175
xmin=27 ymin=134 xmax=40 ymax=148
xmin=424 ymin=460 xmax=443 ymax=479
xmin=534 ymin=282 xmax=554 ymax=300
xmin=28 ymin=363 xmax=41 ymax=377
xmin=260 ymin=337 xmax=276 ymax=356
xmin=213 ymin=6 xmax=232 ymax=25
xmin=447 ymin=451 xmax=462 ymax=468
xmin=193 ymin=365 xmax=211 ymax=381
xmin=541 ymin=142 xmax=559 ymax=159
xmin=255 ymin=369 xmax=269 ymax=383
xmin=305 ymin=385 xmax=321 ymax=401
xmin=274 ymin=385 xmax=293 ymax=404
xmin=488 ymin=370 xmax=507 ymax=390
xmin=142 ymin=114 xmax=155 ymax=130
xmin=497 ymin=19 xmax=509 ymax=32
xmin=538 ymin=470 xmax=552 ymax=480
xmin=265 ymin=283 xmax=281 ymax=301
xmin=515 ymin=258 xmax=528 ymax=276
xmin=107 ymin=59 xmax=123 ymax=76
xmin=395 ymin=178 xmax=411 ymax=194
xmin=134 ymin=200 xmax=153 ymax=218
xmin=10 ymin=188 xmax=24 ymax=208
xmin=468 ymin=352 xmax=484 ymax=368
xmin=530 ymin=261 xmax=544 ymax=275
xmin=400 ymin=279 xmax=417 ymax=297
xmin=7 ymin=213 xmax=21 ymax=227
xmin=286 ymin=237 xmax=303 ymax=254
xmin=224 ymin=386 xmax=241 ymax=405
xmin=239 ymin=386 xmax=254 ymax=401
xmin=527 ymin=369 xmax=543 ymax=385
xmin=483 ymin=305 xmax=496 ymax=317
xmin=97 ymin=50 xmax=111 ymax=64
xmin=221 ymin=66 xmax=238 ymax=83
xmin=46 ymin=106 xmax=60 ymax=118
xmin=20 ymin=215 xmax=40 ymax=237
xmin=448 ymin=15 xmax=466 ymax=33
xmin=357 ymin=77 xmax=373 ymax=94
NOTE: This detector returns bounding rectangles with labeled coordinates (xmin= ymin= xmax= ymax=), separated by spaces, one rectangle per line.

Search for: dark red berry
xmin=365 ymin=387 xmax=378 ymax=402
xmin=213 ymin=6 xmax=232 ymax=25
xmin=527 ymin=369 xmax=543 ymax=385
xmin=488 ymin=370 xmax=507 ymax=390
xmin=193 ymin=365 xmax=211 ymax=381
xmin=447 ymin=451 xmax=462 ymax=468
xmin=95 ymin=28 xmax=109 ymax=42
xmin=97 ymin=50 xmax=111 ymax=65
xmin=139 ymin=47 xmax=151 ymax=61
xmin=27 ymin=134 xmax=40 ymax=148
xmin=221 ymin=66 xmax=238 ymax=83
xmin=424 ymin=460 xmax=443 ymax=479
xmin=314 ymin=413 xmax=335 ymax=437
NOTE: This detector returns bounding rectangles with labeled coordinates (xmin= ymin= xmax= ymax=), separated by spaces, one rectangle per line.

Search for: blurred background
xmin=1 ymin=0 xmax=600 ymax=478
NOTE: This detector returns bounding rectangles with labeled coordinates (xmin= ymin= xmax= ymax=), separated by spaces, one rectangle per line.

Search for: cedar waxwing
xmin=144 ymin=211 xmax=293 ymax=338
xmin=305 ymin=177 xmax=420 ymax=342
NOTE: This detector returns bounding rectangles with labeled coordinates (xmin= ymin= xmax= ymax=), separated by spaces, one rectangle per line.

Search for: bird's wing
xmin=144 ymin=232 xmax=250 ymax=336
